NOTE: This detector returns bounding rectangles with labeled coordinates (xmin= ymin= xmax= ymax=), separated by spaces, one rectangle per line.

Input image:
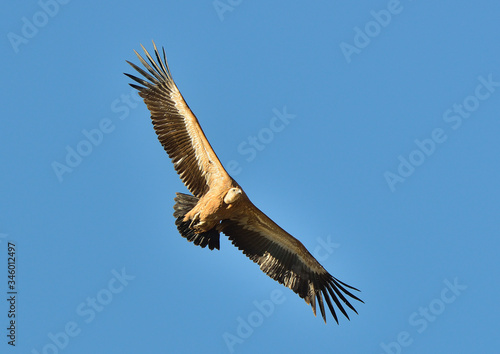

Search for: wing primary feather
xmin=134 ymin=48 xmax=165 ymax=83
xmin=127 ymin=58 xmax=159 ymax=84
xmin=161 ymin=45 xmax=173 ymax=78
xmin=129 ymin=83 xmax=145 ymax=91
xmin=316 ymin=291 xmax=327 ymax=323
xmin=325 ymin=284 xmax=349 ymax=320
xmin=328 ymin=281 xmax=359 ymax=315
xmin=322 ymin=288 xmax=340 ymax=324
xmin=333 ymin=277 xmax=363 ymax=293
xmin=151 ymin=41 xmax=171 ymax=79
xmin=140 ymin=44 xmax=167 ymax=81
xmin=331 ymin=278 xmax=364 ymax=305
xmin=310 ymin=293 xmax=317 ymax=317
xmin=124 ymin=72 xmax=153 ymax=89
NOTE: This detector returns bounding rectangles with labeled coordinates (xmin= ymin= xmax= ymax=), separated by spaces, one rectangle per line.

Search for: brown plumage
xmin=125 ymin=42 xmax=363 ymax=324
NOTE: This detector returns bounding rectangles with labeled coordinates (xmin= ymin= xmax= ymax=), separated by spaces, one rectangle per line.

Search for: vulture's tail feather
xmin=173 ymin=193 xmax=220 ymax=250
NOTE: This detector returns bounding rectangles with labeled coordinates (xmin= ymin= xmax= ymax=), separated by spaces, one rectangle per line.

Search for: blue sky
xmin=1 ymin=1 xmax=499 ymax=353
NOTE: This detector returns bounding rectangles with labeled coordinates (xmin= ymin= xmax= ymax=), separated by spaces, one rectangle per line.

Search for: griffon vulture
xmin=125 ymin=42 xmax=362 ymax=323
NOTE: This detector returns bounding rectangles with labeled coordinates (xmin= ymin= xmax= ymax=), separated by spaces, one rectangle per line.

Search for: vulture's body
xmin=125 ymin=43 xmax=363 ymax=324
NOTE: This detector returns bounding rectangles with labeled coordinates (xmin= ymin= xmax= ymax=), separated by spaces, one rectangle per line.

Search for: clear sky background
xmin=1 ymin=1 xmax=499 ymax=353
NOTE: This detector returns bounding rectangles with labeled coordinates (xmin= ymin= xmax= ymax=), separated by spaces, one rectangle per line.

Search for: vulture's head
xmin=224 ymin=187 xmax=242 ymax=204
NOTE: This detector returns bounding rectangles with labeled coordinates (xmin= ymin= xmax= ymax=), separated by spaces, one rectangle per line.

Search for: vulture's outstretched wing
xmin=219 ymin=203 xmax=363 ymax=324
xmin=125 ymin=42 xmax=230 ymax=197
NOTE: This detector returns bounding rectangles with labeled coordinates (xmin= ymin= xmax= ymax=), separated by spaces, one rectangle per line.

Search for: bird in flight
xmin=125 ymin=42 xmax=362 ymax=324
